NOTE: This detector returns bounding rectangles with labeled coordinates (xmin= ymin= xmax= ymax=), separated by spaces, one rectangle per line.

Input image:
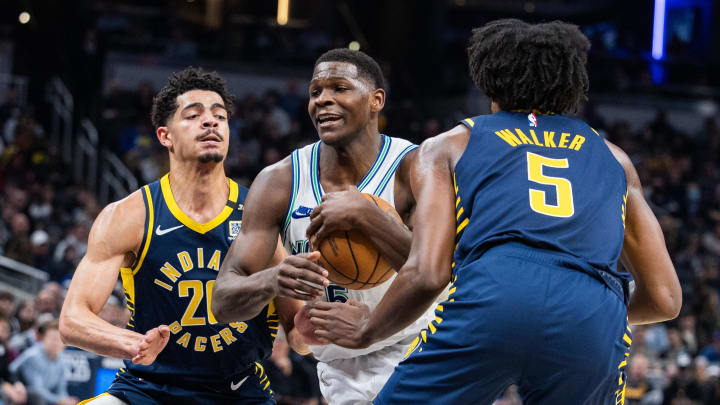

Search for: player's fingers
xmin=279 ymin=278 xmax=323 ymax=298
xmin=309 ymin=316 xmax=331 ymax=329
xmin=347 ymin=300 xmax=364 ymax=308
xmin=293 ymin=256 xmax=328 ymax=276
xmin=306 ymin=216 xmax=322 ymax=239
xmin=280 ymin=264 xmax=328 ymax=287
xmin=308 ymin=301 xmax=336 ymax=311
xmin=313 ymin=225 xmax=328 ymax=247
xmin=295 ymin=251 xmax=322 ymax=263
xmin=313 ymin=329 xmax=332 ymax=340
xmin=309 ymin=204 xmax=322 ymax=219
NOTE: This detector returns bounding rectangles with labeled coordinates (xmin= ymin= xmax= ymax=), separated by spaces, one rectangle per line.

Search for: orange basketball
xmin=314 ymin=194 xmax=403 ymax=290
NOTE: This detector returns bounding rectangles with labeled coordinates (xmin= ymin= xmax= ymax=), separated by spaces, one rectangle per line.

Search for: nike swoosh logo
xmin=155 ymin=224 xmax=184 ymax=236
xmin=291 ymin=206 xmax=314 ymax=219
xmin=230 ymin=375 xmax=249 ymax=391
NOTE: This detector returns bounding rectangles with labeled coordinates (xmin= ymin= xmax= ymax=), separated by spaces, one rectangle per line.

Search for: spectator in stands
xmin=8 ymin=301 xmax=35 ymax=352
xmin=9 ymin=320 xmax=77 ymax=405
xmin=625 ymin=353 xmax=662 ymax=405
xmin=29 ymin=231 xmax=51 ymax=273
xmin=0 ymin=317 xmax=27 ymax=405
xmin=52 ymin=225 xmax=87 ymax=264
xmin=0 ymin=293 xmax=14 ymax=321
xmin=662 ymin=355 xmax=711 ymax=404
xmin=4 ymin=213 xmax=31 ymax=265
xmin=49 ymin=246 xmax=76 ymax=285
xmin=265 ymin=338 xmax=321 ymax=405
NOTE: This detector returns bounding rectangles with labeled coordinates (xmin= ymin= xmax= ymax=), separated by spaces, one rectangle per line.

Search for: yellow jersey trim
xmin=78 ymin=392 xmax=110 ymax=405
xmin=132 ymin=185 xmax=154 ymax=275
xmin=160 ymin=174 xmax=238 ymax=234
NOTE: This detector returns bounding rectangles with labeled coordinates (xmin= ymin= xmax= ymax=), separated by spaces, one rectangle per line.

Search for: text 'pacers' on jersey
xmin=454 ymin=112 xmax=631 ymax=299
xmin=118 ymin=174 xmax=277 ymax=383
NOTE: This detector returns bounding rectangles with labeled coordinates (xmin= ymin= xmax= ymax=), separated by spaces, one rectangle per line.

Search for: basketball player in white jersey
xmin=213 ymin=49 xmax=444 ymax=404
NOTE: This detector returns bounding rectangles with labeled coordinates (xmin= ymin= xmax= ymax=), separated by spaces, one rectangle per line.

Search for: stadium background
xmin=0 ymin=0 xmax=719 ymax=403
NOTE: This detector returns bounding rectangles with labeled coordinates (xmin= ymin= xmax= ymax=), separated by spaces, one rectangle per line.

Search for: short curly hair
xmin=467 ymin=19 xmax=590 ymax=114
xmin=315 ymin=49 xmax=386 ymax=90
xmin=151 ymin=67 xmax=235 ymax=128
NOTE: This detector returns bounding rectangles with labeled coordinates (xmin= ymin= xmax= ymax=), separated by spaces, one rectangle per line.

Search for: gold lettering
xmin=210 ymin=334 xmax=223 ymax=352
xmin=569 ymin=135 xmax=585 ymax=151
xmin=194 ymin=336 xmax=207 ymax=352
xmin=160 ymin=262 xmax=181 ymax=283
xmin=494 ymin=129 xmax=520 ymax=147
xmin=558 ymin=133 xmax=571 ymax=148
xmin=176 ymin=332 xmax=191 ymax=348
xmin=543 ymin=131 xmax=557 ymax=148
xmin=529 ymin=129 xmax=543 ymax=146
xmin=219 ymin=327 xmax=237 ymax=345
xmin=207 ymin=250 xmax=221 ymax=271
xmin=230 ymin=322 xmax=248 ymax=334
xmin=197 ymin=248 xmax=204 ymax=268
xmin=168 ymin=321 xmax=182 ymax=334
xmin=514 ymin=129 xmax=534 ymax=145
xmin=178 ymin=251 xmax=193 ymax=272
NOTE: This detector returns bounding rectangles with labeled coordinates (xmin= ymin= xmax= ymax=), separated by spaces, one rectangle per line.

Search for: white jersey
xmin=283 ymin=135 xmax=435 ymax=362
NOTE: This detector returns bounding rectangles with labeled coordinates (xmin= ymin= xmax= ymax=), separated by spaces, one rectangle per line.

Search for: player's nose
xmin=201 ymin=113 xmax=219 ymax=128
xmin=313 ymin=88 xmax=334 ymax=107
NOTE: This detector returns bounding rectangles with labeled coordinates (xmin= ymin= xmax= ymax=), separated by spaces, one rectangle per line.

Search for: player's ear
xmin=157 ymin=126 xmax=172 ymax=148
xmin=370 ymin=88 xmax=385 ymax=113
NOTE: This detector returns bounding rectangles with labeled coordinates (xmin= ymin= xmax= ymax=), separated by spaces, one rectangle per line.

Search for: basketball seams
xmin=318 ymin=250 xmax=356 ymax=285
xmin=344 ymin=231 xmax=362 ymax=283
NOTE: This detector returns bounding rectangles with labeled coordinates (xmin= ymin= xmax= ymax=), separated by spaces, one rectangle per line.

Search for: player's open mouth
xmin=317 ymin=114 xmax=343 ymax=129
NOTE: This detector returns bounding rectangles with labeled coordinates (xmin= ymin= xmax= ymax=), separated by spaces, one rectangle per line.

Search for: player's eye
xmin=310 ymin=89 xmax=321 ymax=97
xmin=187 ymin=114 xmax=199 ymax=120
xmin=216 ymin=114 xmax=226 ymax=120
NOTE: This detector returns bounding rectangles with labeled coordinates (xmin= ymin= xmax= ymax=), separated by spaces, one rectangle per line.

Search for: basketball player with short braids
xmin=213 ymin=49 xmax=445 ymax=405
xmin=60 ymin=67 xmax=303 ymax=404
xmin=311 ymin=19 xmax=682 ymax=404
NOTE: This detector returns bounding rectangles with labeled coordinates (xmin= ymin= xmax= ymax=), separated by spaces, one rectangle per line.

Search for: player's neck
xmin=167 ymin=161 xmax=229 ymax=222
xmin=319 ymin=128 xmax=382 ymax=190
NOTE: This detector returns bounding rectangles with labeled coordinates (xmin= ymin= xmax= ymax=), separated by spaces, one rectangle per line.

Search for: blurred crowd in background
xmin=1 ymin=0 xmax=720 ymax=404
xmin=2 ymin=74 xmax=720 ymax=403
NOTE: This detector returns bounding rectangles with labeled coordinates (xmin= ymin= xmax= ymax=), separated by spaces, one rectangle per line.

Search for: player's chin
xmin=317 ymin=129 xmax=351 ymax=147
xmin=197 ymin=151 xmax=225 ymax=163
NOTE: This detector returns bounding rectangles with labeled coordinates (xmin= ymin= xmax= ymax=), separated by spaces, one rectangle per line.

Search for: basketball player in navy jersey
xmin=213 ymin=49 xmax=444 ymax=405
xmin=310 ymin=20 xmax=682 ymax=404
xmin=59 ymin=67 xmax=313 ymax=404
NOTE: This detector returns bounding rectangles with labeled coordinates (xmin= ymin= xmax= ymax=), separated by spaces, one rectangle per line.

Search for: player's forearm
xmin=360 ymin=261 xmax=448 ymax=345
xmin=357 ymin=209 xmax=412 ymax=270
xmin=59 ymin=305 xmax=142 ymax=359
xmin=212 ymin=267 xmax=277 ymax=323
xmin=627 ymin=283 xmax=681 ymax=325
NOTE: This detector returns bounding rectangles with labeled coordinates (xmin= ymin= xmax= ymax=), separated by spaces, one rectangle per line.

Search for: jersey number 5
xmin=526 ymin=152 xmax=575 ymax=218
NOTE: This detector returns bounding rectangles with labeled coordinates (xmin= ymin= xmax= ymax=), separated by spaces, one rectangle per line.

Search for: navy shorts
xmin=105 ymin=362 xmax=275 ymax=404
xmin=375 ymin=243 xmax=631 ymax=405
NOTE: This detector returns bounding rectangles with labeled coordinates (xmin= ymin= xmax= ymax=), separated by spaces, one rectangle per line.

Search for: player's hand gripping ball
xmin=313 ymin=194 xmax=403 ymax=290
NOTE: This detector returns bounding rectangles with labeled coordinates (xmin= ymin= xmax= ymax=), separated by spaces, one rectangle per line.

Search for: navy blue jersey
xmin=453 ymin=112 xmax=630 ymax=285
xmin=118 ymin=174 xmax=277 ymax=383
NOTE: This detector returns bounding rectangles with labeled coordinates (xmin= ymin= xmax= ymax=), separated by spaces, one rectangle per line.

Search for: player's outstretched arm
xmin=213 ymin=160 xmax=329 ymax=323
xmin=606 ymin=140 xmax=682 ymax=325
xmin=306 ymin=184 xmax=412 ymax=270
xmin=311 ymin=126 xmax=468 ymax=348
xmin=59 ymin=192 xmax=170 ymax=363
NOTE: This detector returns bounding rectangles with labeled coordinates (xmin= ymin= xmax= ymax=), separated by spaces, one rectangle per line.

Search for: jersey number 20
xmin=178 ymin=280 xmax=217 ymax=326
xmin=526 ymin=152 xmax=575 ymax=218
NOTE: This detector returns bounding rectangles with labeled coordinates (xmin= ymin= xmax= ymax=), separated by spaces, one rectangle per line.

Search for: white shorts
xmin=317 ymin=337 xmax=414 ymax=405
